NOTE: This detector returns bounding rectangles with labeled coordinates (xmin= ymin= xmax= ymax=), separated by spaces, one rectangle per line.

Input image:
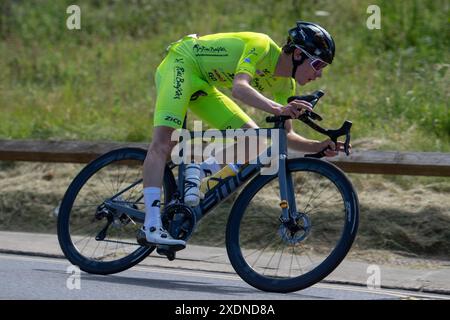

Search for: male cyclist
xmin=138 ymin=21 xmax=349 ymax=249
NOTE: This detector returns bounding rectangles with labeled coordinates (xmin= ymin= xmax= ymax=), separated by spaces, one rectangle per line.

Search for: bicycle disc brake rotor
xmin=278 ymin=212 xmax=311 ymax=245
xmin=161 ymin=203 xmax=196 ymax=241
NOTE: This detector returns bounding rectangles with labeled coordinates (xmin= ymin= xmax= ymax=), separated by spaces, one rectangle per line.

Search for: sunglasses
xmin=296 ymin=46 xmax=329 ymax=71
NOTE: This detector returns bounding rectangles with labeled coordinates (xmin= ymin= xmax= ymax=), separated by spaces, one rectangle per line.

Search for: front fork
xmin=278 ymin=155 xmax=298 ymax=224
xmin=277 ymin=129 xmax=298 ymax=224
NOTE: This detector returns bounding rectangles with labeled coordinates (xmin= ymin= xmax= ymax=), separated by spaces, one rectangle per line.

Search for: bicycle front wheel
xmin=226 ymin=158 xmax=359 ymax=292
xmin=57 ymin=148 xmax=176 ymax=275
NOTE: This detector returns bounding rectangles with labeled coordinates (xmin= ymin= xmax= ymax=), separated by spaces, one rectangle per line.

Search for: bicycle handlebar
xmin=265 ymin=90 xmax=352 ymax=158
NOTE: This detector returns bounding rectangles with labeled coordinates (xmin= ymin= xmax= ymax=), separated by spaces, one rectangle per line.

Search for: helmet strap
xmin=291 ymin=51 xmax=306 ymax=78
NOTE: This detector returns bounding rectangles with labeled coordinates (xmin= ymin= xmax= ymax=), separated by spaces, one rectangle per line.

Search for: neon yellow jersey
xmin=154 ymin=32 xmax=296 ymax=129
xmin=172 ymin=32 xmax=296 ymax=105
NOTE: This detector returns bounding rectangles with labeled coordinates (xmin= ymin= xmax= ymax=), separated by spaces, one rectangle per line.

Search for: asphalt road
xmin=0 ymin=253 xmax=447 ymax=300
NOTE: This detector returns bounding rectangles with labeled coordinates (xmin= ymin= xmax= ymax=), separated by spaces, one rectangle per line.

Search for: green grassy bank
xmin=0 ymin=0 xmax=448 ymax=151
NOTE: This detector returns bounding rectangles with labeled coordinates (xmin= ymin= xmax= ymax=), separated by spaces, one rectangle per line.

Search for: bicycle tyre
xmin=57 ymin=148 xmax=177 ymax=275
xmin=226 ymin=158 xmax=359 ymax=292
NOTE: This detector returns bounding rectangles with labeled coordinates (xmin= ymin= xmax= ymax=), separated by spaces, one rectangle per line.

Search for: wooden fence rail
xmin=0 ymin=139 xmax=449 ymax=176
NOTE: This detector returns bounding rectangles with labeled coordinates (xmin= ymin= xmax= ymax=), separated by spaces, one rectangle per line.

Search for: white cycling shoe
xmin=137 ymin=226 xmax=186 ymax=250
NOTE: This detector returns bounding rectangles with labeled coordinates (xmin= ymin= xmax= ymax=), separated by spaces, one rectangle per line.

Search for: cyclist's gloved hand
xmin=317 ymin=139 xmax=352 ymax=158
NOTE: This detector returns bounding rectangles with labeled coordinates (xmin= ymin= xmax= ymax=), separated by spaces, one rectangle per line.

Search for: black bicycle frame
xmin=178 ymin=123 xmax=297 ymax=224
xmin=105 ymin=122 xmax=297 ymax=225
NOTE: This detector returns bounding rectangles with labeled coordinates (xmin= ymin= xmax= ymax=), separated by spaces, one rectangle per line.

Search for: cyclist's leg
xmin=144 ymin=126 xmax=176 ymax=188
xmin=145 ymin=52 xmax=194 ymax=188
xmin=188 ymin=87 xmax=263 ymax=166
xmin=141 ymin=52 xmax=198 ymax=247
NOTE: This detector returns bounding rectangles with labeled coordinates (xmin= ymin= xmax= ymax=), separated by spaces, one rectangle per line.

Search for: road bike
xmin=57 ymin=90 xmax=359 ymax=293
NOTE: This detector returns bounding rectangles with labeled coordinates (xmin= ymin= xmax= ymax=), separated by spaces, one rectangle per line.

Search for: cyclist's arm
xmin=231 ymin=35 xmax=284 ymax=114
xmin=285 ymin=119 xmax=322 ymax=153
xmin=232 ymin=75 xmax=327 ymax=153
xmin=285 ymin=119 xmax=342 ymax=155
xmin=232 ymin=73 xmax=283 ymax=115
xmin=232 ymin=75 xmax=313 ymax=120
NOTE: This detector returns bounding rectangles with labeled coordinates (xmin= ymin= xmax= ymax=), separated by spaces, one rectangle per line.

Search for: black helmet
xmin=287 ymin=21 xmax=335 ymax=64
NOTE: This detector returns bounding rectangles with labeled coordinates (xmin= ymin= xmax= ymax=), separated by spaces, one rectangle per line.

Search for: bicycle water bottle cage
xmin=266 ymin=90 xmax=352 ymax=158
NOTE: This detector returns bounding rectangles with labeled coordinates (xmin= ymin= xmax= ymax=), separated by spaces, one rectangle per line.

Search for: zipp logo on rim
xmin=165 ymin=116 xmax=182 ymax=126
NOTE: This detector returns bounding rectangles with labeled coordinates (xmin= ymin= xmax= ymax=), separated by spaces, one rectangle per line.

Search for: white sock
xmin=143 ymin=187 xmax=161 ymax=230
xmin=200 ymin=157 xmax=221 ymax=179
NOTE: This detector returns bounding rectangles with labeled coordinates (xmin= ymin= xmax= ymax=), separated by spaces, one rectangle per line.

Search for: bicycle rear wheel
xmin=57 ymin=148 xmax=176 ymax=275
xmin=226 ymin=158 xmax=359 ymax=292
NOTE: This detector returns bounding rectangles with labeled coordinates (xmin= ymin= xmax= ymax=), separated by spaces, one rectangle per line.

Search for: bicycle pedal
xmin=157 ymin=243 xmax=185 ymax=252
xmin=156 ymin=246 xmax=176 ymax=261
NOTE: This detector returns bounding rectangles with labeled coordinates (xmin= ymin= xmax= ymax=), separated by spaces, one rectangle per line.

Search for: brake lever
xmin=301 ymin=111 xmax=323 ymax=121
xmin=287 ymin=90 xmax=324 ymax=108
xmin=288 ymin=90 xmax=324 ymax=121
xmin=302 ymin=120 xmax=352 ymax=158
xmin=274 ymin=91 xmax=352 ymax=158
xmin=328 ymin=121 xmax=352 ymax=156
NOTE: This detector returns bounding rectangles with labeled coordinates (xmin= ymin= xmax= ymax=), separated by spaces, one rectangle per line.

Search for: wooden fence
xmin=0 ymin=139 xmax=449 ymax=176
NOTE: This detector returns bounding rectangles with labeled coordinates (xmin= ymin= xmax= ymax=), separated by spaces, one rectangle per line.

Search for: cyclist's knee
xmin=147 ymin=126 xmax=177 ymax=158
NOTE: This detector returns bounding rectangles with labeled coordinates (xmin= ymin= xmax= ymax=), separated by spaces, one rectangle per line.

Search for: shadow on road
xmin=33 ymin=268 xmax=323 ymax=299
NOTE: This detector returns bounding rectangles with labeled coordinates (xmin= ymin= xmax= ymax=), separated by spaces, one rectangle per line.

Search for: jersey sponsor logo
xmin=173 ymin=66 xmax=185 ymax=99
xmin=252 ymin=77 xmax=264 ymax=91
xmin=208 ymin=72 xmax=218 ymax=82
xmin=213 ymin=69 xmax=226 ymax=82
xmin=193 ymin=44 xmax=228 ymax=56
xmin=222 ymin=72 xmax=235 ymax=82
xmin=164 ymin=115 xmax=182 ymax=126
xmin=227 ymin=73 xmax=235 ymax=80
xmin=247 ymin=47 xmax=257 ymax=56
xmin=256 ymin=68 xmax=272 ymax=88
xmin=243 ymin=48 xmax=258 ymax=64
xmin=264 ymin=77 xmax=274 ymax=88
